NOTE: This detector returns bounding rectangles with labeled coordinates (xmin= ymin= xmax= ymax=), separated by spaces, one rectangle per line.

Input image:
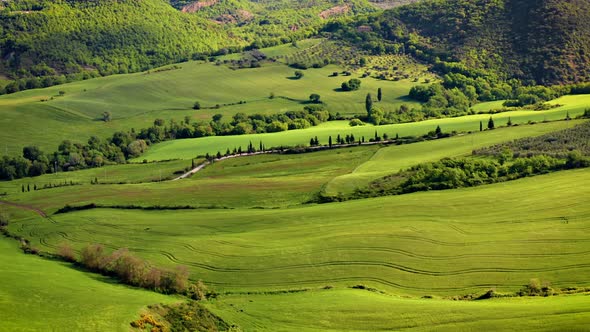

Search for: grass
xmin=138 ymin=99 xmax=590 ymax=161
xmin=0 ymin=159 xmax=195 ymax=195
xmin=0 ymin=231 xmax=177 ymax=331
xmin=0 ymin=40 xmax=421 ymax=156
xmin=324 ymin=119 xmax=586 ymax=195
xmin=205 ymin=288 xmax=590 ymax=331
xmin=7 ymin=168 xmax=590 ymax=298
xmin=2 ymin=146 xmax=379 ymax=211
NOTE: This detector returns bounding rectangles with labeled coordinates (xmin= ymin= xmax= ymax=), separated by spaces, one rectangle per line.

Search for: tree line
xmin=0 ymin=104 xmax=330 ymax=180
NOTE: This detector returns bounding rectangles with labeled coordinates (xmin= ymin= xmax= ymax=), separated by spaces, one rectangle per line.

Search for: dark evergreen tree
xmin=329 ymin=136 xmax=333 ymax=148
xmin=488 ymin=117 xmax=495 ymax=130
xmin=365 ymin=93 xmax=373 ymax=116
xmin=377 ymin=88 xmax=382 ymax=102
xmin=480 ymin=121 xmax=483 ymax=132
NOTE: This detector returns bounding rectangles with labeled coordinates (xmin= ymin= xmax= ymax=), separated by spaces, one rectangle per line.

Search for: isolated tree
xmin=435 ymin=125 xmax=442 ymax=136
xmin=507 ymin=117 xmax=512 ymax=126
xmin=480 ymin=120 xmax=483 ymax=132
xmin=212 ymin=114 xmax=223 ymax=122
xmin=310 ymin=137 xmax=315 ymax=146
xmin=294 ymin=70 xmax=304 ymax=79
xmin=27 ymin=184 xmax=30 ymax=192
xmin=192 ymin=101 xmax=201 ymax=110
xmin=269 ymin=92 xmax=275 ymax=99
xmin=328 ymin=135 xmax=333 ymax=148
xmin=102 ymin=111 xmax=112 ymax=122
xmin=566 ymin=111 xmax=571 ymax=120
xmin=377 ymin=88 xmax=382 ymax=102
xmin=365 ymin=93 xmax=373 ymax=116
xmin=488 ymin=117 xmax=495 ymax=130
xmin=309 ymin=93 xmax=321 ymax=103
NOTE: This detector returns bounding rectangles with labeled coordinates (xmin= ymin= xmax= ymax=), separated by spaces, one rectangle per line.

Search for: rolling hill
xmin=331 ymin=0 xmax=590 ymax=85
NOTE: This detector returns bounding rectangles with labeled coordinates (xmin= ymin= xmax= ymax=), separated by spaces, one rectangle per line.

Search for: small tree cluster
xmin=341 ymin=78 xmax=361 ymax=91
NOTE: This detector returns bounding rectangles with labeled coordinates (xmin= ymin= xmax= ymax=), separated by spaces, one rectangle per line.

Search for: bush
xmin=193 ymin=101 xmax=201 ymax=110
xmin=349 ymin=119 xmax=365 ymax=127
xmin=57 ymin=243 xmax=76 ymax=262
xmin=341 ymin=78 xmax=361 ymax=91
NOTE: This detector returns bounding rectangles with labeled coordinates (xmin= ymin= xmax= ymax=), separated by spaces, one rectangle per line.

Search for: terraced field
xmin=7 ymin=168 xmax=590 ymax=297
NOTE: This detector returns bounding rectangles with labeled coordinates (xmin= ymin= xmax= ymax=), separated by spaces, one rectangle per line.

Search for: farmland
xmin=0 ymin=39 xmax=424 ymax=156
xmin=1 ymin=7 xmax=590 ymax=329
xmin=0 ymin=227 xmax=177 ymax=331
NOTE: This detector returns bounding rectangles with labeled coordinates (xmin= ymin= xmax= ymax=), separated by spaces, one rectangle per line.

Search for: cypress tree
xmin=488 ymin=117 xmax=495 ymax=130
xmin=310 ymin=137 xmax=315 ymax=146
xmin=328 ymin=136 xmax=333 ymax=148
xmin=365 ymin=93 xmax=373 ymax=117
xmin=507 ymin=117 xmax=512 ymax=126
xmin=480 ymin=121 xmax=483 ymax=132
xmin=377 ymin=88 xmax=382 ymax=102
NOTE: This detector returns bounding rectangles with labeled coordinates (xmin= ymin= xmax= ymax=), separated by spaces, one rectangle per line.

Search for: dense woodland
xmin=324 ymin=0 xmax=590 ymax=85
xmin=0 ymin=0 xmax=240 ymax=89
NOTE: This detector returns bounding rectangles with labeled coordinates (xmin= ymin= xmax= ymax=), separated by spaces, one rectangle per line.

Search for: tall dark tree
xmin=329 ymin=136 xmax=333 ymax=148
xmin=365 ymin=93 xmax=373 ymax=116
xmin=507 ymin=117 xmax=512 ymax=126
xmin=480 ymin=121 xmax=483 ymax=132
xmin=435 ymin=125 xmax=442 ymax=136
xmin=488 ymin=117 xmax=495 ymax=130
xmin=377 ymin=88 xmax=382 ymax=102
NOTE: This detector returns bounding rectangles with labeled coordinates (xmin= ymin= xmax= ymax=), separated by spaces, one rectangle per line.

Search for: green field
xmin=1 ymin=146 xmax=379 ymax=210
xmin=0 ymin=39 xmax=422 ymax=156
xmin=2 ymin=114 xmax=590 ymax=330
xmin=137 ymin=99 xmax=588 ymax=161
xmin=324 ymin=119 xmax=585 ymax=195
xmin=205 ymin=289 xmax=590 ymax=331
xmin=6 ymin=168 xmax=590 ymax=298
xmin=0 ymin=229 xmax=177 ymax=331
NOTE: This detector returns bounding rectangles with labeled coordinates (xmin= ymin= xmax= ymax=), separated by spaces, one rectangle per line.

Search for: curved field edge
xmin=7 ymin=168 xmax=590 ymax=296
xmin=204 ymin=288 xmax=590 ymax=332
xmin=324 ymin=119 xmax=587 ymax=195
xmin=138 ymin=96 xmax=590 ymax=161
xmin=0 ymin=234 xmax=178 ymax=332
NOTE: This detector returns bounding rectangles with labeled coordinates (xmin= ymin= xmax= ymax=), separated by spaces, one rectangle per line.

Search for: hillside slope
xmin=0 ymin=0 xmax=241 ymax=83
xmin=330 ymin=0 xmax=590 ymax=84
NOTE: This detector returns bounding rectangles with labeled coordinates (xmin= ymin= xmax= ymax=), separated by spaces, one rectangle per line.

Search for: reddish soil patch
xmin=319 ymin=5 xmax=350 ymax=19
xmin=181 ymin=0 xmax=219 ymax=13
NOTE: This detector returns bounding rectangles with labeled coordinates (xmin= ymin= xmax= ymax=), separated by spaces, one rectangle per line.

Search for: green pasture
xmin=2 ymin=146 xmax=378 ymax=211
xmin=138 ymin=98 xmax=589 ymax=161
xmin=7 ymin=168 xmax=590 ymax=297
xmin=206 ymin=289 xmax=590 ymax=331
xmin=0 ymin=159 xmax=194 ymax=195
xmin=0 ymin=231 xmax=176 ymax=331
xmin=324 ymin=119 xmax=586 ymax=195
xmin=0 ymin=45 xmax=420 ymax=155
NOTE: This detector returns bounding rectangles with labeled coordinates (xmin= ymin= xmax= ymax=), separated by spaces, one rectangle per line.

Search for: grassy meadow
xmin=2 ymin=36 xmax=590 ymax=331
xmin=6 ymin=168 xmax=590 ymax=298
xmin=0 ymin=39 xmax=422 ymax=156
xmin=205 ymin=289 xmax=590 ymax=331
xmin=138 ymin=100 xmax=589 ymax=161
xmin=0 ymin=225 xmax=177 ymax=331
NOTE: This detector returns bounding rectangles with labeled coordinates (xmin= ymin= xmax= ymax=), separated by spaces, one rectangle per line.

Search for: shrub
xmin=349 ymin=118 xmax=365 ymax=127
xmin=57 ymin=243 xmax=76 ymax=262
